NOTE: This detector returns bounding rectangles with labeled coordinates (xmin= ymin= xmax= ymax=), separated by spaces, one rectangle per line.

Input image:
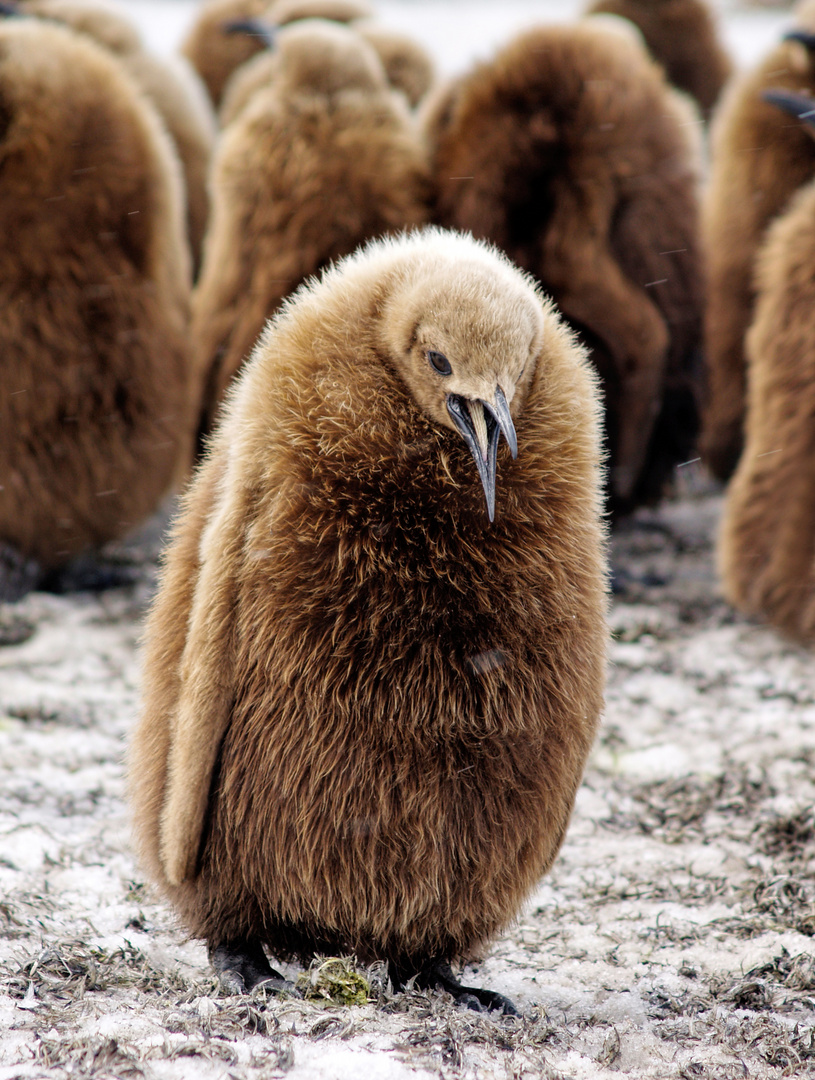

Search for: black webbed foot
xmin=41 ymin=555 xmax=140 ymax=594
xmin=209 ymin=939 xmax=296 ymax=996
xmin=0 ymin=542 xmax=41 ymax=603
xmin=390 ymin=959 xmax=519 ymax=1016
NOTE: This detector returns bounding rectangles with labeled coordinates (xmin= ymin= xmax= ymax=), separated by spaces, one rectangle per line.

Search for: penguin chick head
xmin=373 ymin=231 xmax=546 ymax=522
xmin=267 ymin=0 xmax=373 ymax=25
xmin=18 ymin=0 xmax=143 ymax=55
xmin=258 ymin=19 xmax=387 ymax=97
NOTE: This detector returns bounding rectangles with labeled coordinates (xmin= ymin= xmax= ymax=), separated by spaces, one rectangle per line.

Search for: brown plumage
xmin=718 ymin=144 xmax=815 ymax=644
xmin=0 ymin=20 xmax=195 ymax=588
xmin=17 ymin=0 xmax=216 ymax=276
xmin=181 ymin=0 xmax=371 ymax=108
xmin=583 ymin=0 xmax=732 ymax=120
xmin=426 ymin=22 xmax=704 ymax=513
xmin=128 ymin=227 xmax=608 ymax=1009
xmin=701 ymin=12 xmax=815 ymax=481
xmin=356 ymin=22 xmax=435 ymax=108
xmin=193 ymin=20 xmax=430 ymax=443
xmin=220 ymin=19 xmax=436 ymax=124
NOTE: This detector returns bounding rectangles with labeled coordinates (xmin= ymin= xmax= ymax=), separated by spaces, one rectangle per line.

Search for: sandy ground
xmin=2 ymin=467 xmax=814 ymax=1080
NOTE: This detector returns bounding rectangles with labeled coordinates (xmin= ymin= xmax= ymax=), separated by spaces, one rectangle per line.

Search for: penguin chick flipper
xmin=157 ymin=458 xmax=250 ymax=886
xmin=393 ymin=959 xmax=519 ymax=1016
xmin=209 ymin=939 xmax=295 ymax=995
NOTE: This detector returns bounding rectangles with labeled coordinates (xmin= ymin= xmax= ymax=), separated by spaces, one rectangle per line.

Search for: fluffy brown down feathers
xmin=181 ymin=0 xmax=372 ymax=107
xmin=718 ymin=177 xmax=815 ymax=645
xmin=583 ymin=0 xmax=732 ymax=120
xmin=701 ymin=20 xmax=815 ymax=480
xmin=193 ymin=21 xmax=431 ymax=443
xmin=129 ymin=228 xmax=608 ymax=978
xmin=426 ymin=22 xmax=703 ymax=512
xmin=18 ymin=0 xmax=216 ymax=275
xmin=0 ymin=20 xmax=195 ymax=576
xmin=219 ymin=19 xmax=435 ymax=124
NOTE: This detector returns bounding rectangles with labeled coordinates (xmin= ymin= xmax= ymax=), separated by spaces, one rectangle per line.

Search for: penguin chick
xmin=128 ymin=226 xmax=608 ymax=1012
xmin=269 ymin=0 xmax=371 ymax=22
xmin=583 ymin=0 xmax=732 ymax=121
xmin=194 ymin=20 xmax=430 ymax=444
xmin=718 ymin=108 xmax=815 ymax=645
xmin=19 ymin=0 xmax=140 ymax=49
xmin=0 ymin=20 xmax=195 ymax=586
xmin=426 ymin=22 xmax=704 ymax=514
xmin=701 ymin=16 xmax=815 ymax=481
xmin=220 ymin=17 xmax=436 ymax=124
xmin=181 ymin=0 xmax=371 ymax=108
xmin=17 ymin=0 xmax=216 ymax=276
xmin=355 ymin=22 xmax=435 ymax=108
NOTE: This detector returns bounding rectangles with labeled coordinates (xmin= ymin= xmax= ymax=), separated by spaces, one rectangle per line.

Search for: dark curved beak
xmin=221 ymin=17 xmax=276 ymax=48
xmin=762 ymin=87 xmax=815 ymax=131
xmin=783 ymin=29 xmax=815 ymax=52
xmin=446 ymin=386 xmax=517 ymax=522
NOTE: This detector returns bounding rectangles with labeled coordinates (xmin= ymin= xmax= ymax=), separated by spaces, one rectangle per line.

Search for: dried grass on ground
xmin=2 ymin=475 xmax=814 ymax=1079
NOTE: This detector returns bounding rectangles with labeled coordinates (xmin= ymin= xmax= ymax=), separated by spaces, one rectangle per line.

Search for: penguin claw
xmin=215 ymin=966 xmax=248 ymax=996
xmin=392 ymin=959 xmax=520 ymax=1016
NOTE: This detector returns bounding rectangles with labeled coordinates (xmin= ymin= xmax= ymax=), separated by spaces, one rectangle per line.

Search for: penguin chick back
xmin=0 ymin=20 xmax=195 ymax=571
xmin=193 ymin=20 xmax=430 ymax=445
xmin=19 ymin=0 xmax=216 ymax=276
xmin=426 ymin=21 xmax=703 ymax=513
xmin=131 ymin=227 xmax=608 ymax=971
xmin=583 ymin=0 xmax=732 ymax=120
xmin=702 ymin=25 xmax=815 ymax=480
xmin=180 ymin=0 xmax=372 ymax=108
xmin=718 ymin=178 xmax=815 ymax=644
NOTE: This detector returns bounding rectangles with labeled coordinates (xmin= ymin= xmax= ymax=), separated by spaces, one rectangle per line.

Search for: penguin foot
xmin=391 ymin=959 xmax=519 ymax=1016
xmin=209 ymin=939 xmax=295 ymax=995
xmin=0 ymin=542 xmax=41 ymax=603
xmin=41 ymin=555 xmax=140 ymax=594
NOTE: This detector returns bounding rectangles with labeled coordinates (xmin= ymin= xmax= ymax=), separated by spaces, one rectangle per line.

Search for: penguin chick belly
xmin=176 ymin=547 xmax=585 ymax=968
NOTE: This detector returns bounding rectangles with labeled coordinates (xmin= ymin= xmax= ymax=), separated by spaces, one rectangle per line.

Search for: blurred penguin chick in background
xmin=219 ymin=15 xmax=435 ymax=124
xmin=0 ymin=20 xmax=195 ymax=598
xmin=719 ymin=94 xmax=815 ymax=645
xmin=193 ymin=19 xmax=430 ymax=446
xmin=16 ymin=0 xmax=216 ymax=275
xmin=582 ymin=0 xmax=732 ymax=120
xmin=701 ymin=9 xmax=815 ymax=480
xmin=426 ymin=21 xmax=704 ymax=515
xmin=180 ymin=0 xmax=371 ymax=108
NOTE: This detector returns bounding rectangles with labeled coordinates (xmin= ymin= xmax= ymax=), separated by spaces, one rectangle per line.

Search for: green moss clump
xmin=296 ymin=957 xmax=370 ymax=1006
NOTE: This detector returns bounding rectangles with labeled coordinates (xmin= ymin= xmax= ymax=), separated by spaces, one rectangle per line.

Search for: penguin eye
xmin=427 ymin=350 xmax=452 ymax=376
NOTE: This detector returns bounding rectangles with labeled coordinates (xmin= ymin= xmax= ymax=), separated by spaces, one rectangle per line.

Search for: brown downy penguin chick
xmin=583 ymin=0 xmax=732 ymax=121
xmin=220 ymin=18 xmax=436 ymax=124
xmin=16 ymin=0 xmax=216 ymax=276
xmin=270 ymin=0 xmax=434 ymax=107
xmin=718 ymin=99 xmax=815 ymax=644
xmin=701 ymin=11 xmax=815 ymax=481
xmin=355 ymin=22 xmax=435 ymax=108
xmin=426 ymin=22 xmax=704 ymax=513
xmin=194 ymin=20 xmax=430 ymax=444
xmin=0 ymin=20 xmax=195 ymax=593
xmin=128 ymin=227 xmax=608 ymax=1012
xmin=181 ymin=0 xmax=371 ymax=108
